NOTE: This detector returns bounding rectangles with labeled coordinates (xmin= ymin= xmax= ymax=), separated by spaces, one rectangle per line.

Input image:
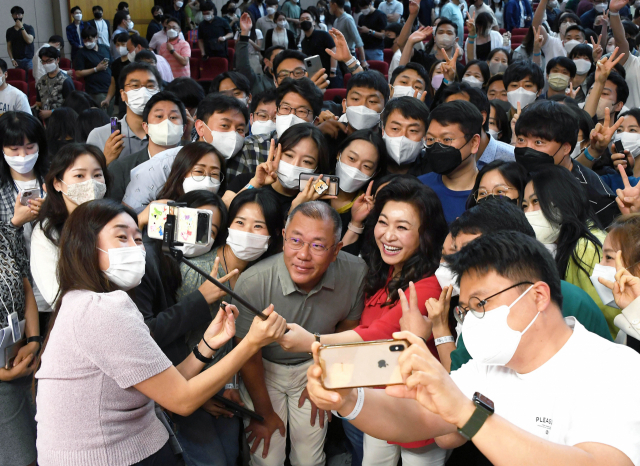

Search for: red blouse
xmin=353 ymin=273 xmax=442 ymax=449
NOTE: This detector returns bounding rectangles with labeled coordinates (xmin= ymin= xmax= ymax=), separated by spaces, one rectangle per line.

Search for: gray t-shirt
xmin=86 ymin=115 xmax=149 ymax=160
xmin=234 ymin=252 xmax=367 ymax=364
xmin=333 ymin=12 xmax=364 ymax=52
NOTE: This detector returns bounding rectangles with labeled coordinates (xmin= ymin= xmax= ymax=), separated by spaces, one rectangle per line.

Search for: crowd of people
xmin=1 ymin=0 xmax=640 ymax=465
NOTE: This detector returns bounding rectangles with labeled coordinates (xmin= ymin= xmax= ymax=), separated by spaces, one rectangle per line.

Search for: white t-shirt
xmin=542 ymin=31 xmax=567 ymax=59
xmin=0 ymin=83 xmax=31 ymax=115
xmin=450 ymin=318 xmax=640 ymax=464
xmin=624 ymin=54 xmax=640 ymax=109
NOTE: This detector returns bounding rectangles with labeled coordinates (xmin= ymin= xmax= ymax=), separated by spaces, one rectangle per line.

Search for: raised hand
xmin=615 ymin=163 xmax=640 ymax=214
xmin=408 ymin=0 xmax=420 ymax=16
xmin=441 ymin=46 xmax=459 ymax=82
xmin=591 ymin=34 xmax=604 ymax=61
xmin=595 ymin=47 xmax=624 ymax=84
xmin=589 ymin=107 xmax=624 ymax=154
xmin=251 ymin=139 xmax=281 ymax=188
xmin=240 ymin=12 xmax=252 ymax=35
xmin=349 ymin=180 xmax=374 ymax=225
xmin=326 ymin=28 xmax=353 ymax=63
xmin=408 ymin=26 xmax=433 ymax=44
xmin=598 ymin=250 xmax=640 ymax=309
xmin=290 ymin=175 xmax=337 ymax=212
xmin=466 ymin=11 xmax=476 ymax=37
xmin=306 ymin=342 xmax=356 ymax=411
xmin=198 ymin=256 xmax=239 ymax=304
xmin=278 ymin=322 xmax=314 ymax=353
xmin=533 ymin=25 xmax=543 ymax=52
xmin=310 ymin=67 xmax=330 ymax=90
xmin=202 ymin=302 xmax=239 ymax=350
xmin=609 ymin=0 xmax=629 ymax=13
xmin=425 ymin=285 xmax=453 ymax=333
xmin=398 ymin=281 xmax=432 ymax=341
xmin=611 ymin=142 xmax=634 ymax=171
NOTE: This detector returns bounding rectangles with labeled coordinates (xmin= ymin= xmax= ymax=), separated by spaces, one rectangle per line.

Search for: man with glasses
xmin=234 ymin=201 xmax=367 ymax=466
xmin=249 ymin=89 xmax=277 ymax=136
xmin=87 ymin=62 xmax=162 ymax=163
xmin=418 ymin=100 xmax=482 ymax=224
xmin=34 ymin=46 xmax=75 ymax=121
xmin=305 ymin=230 xmax=640 ymax=466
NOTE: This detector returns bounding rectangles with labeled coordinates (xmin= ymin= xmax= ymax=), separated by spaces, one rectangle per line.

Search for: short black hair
xmin=0 ymin=59 xmax=6 ymax=74
xmin=114 ymin=10 xmax=129 ymax=27
xmin=451 ymin=196 xmax=535 ymax=239
xmin=114 ymin=32 xmax=130 ymax=44
xmin=428 ymin=100 xmax=483 ymax=142
xmin=118 ymin=62 xmax=163 ymax=92
xmin=130 ymin=34 xmax=149 ymax=49
xmin=263 ymin=44 xmax=285 ymax=63
xmin=381 ymin=96 xmax=430 ymax=128
xmin=92 ymin=5 xmax=103 ymax=12
xmin=466 ymin=161 xmax=528 ymax=208
xmin=71 ymin=6 xmax=82 ymax=14
xmin=347 ymin=70 xmax=390 ymax=103
xmin=565 ymin=24 xmax=586 ymax=39
xmin=330 ymin=0 xmax=346 ymax=8
xmin=515 ymin=100 xmax=578 ymax=151
xmin=250 ymin=88 xmax=277 ymax=114
xmin=166 ymin=17 xmax=181 ymax=28
xmin=546 ymin=56 xmax=576 ymax=78
xmin=503 ymin=61 xmax=545 ymax=91
xmin=196 ymin=93 xmax=250 ymax=125
xmin=604 ymin=71 xmax=629 ymax=106
xmin=435 ymin=17 xmax=458 ymax=36
xmin=201 ymin=1 xmax=215 ymax=11
xmin=152 ymin=5 xmax=163 ymax=14
xmin=48 ymin=35 xmax=64 ymax=48
xmin=81 ymin=26 xmax=98 ymax=40
xmin=390 ymin=63 xmax=429 ymax=91
xmin=134 ymin=50 xmax=157 ymax=64
xmin=276 ymin=77 xmax=324 ymax=118
xmin=10 ymin=6 xmax=24 ymax=15
xmin=211 ymin=71 xmax=252 ymax=96
xmin=164 ymin=77 xmax=205 ymax=110
xmin=447 ymin=230 xmax=564 ymax=308
xmin=433 ymin=82 xmax=490 ymax=132
xmin=142 ymin=90 xmax=187 ymax=125
xmin=487 ymin=47 xmax=512 ymax=65
xmin=462 ymin=59 xmax=490 ymax=84
xmin=272 ymin=49 xmax=307 ymax=76
xmin=117 ymin=1 xmax=129 ymax=10
xmin=39 ymin=46 xmax=60 ymax=60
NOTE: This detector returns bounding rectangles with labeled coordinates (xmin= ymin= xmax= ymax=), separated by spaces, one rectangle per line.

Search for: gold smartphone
xmin=318 ymin=339 xmax=409 ymax=390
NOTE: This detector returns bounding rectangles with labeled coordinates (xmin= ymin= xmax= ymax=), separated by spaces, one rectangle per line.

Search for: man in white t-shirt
xmin=378 ymin=0 xmax=404 ymax=24
xmin=610 ymin=0 xmax=640 ymax=108
xmin=0 ymin=58 xmax=31 ymax=115
xmin=305 ymin=230 xmax=640 ymax=466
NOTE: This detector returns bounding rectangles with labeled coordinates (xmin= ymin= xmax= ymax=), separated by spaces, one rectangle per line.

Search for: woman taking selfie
xmin=31 ymin=144 xmax=109 ymax=309
xmin=466 ymin=160 xmax=527 ymax=208
xmin=279 ymin=178 xmax=449 ymax=466
xmin=35 ymin=199 xmax=287 ymax=466
xmin=174 ymin=188 xmax=284 ymax=466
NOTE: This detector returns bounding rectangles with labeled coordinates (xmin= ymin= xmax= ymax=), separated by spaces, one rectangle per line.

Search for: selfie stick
xmin=161 ymin=208 xmax=268 ymax=321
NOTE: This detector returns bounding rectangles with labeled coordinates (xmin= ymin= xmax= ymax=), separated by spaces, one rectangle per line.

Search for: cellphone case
xmin=318 ymin=339 xmax=409 ymax=389
xmin=0 ymin=320 xmax=26 ymax=369
xmin=299 ymin=174 xmax=340 ymax=196
xmin=147 ymin=203 xmax=212 ymax=245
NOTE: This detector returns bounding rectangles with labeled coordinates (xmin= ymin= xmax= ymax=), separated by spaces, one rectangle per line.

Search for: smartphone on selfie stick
xmin=160 ymin=202 xmax=268 ymax=322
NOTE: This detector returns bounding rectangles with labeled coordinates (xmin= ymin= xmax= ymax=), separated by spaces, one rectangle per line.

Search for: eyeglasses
xmin=277 ymin=67 xmax=307 ymax=81
xmin=474 ymin=185 xmax=516 ymax=202
xmin=284 ymin=236 xmax=336 ymax=255
xmin=124 ymin=82 xmax=159 ymax=91
xmin=424 ymin=137 xmax=463 ymax=147
xmin=454 ymin=281 xmax=533 ymax=324
xmin=191 ymin=167 xmax=224 ymax=183
xmin=278 ymin=103 xmax=313 ymax=120
xmin=254 ymin=111 xmax=276 ymax=122
xmin=41 ymin=59 xmax=56 ymax=65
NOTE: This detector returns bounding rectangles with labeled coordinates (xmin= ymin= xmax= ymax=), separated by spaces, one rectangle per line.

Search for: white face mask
xmin=392 ymin=85 xmax=421 ymax=99
xmin=202 ymin=122 xmax=244 ymax=159
xmin=3 ymin=151 xmax=38 ymax=174
xmin=464 ymin=285 xmax=537 ymax=365
xmin=548 ymin=0 xmax=558 ymax=7
xmin=507 ymin=87 xmax=537 ymax=110
xmin=606 ymin=45 xmax=616 ymax=54
xmin=563 ymin=39 xmax=581 ymax=54
xmin=147 ymin=119 xmax=184 ymax=146
xmin=179 ymin=241 xmax=213 ymax=258
xmin=570 ymin=140 xmax=584 ymax=159
xmin=548 ymin=72 xmax=570 ymax=92
xmin=525 ymin=210 xmax=561 ymax=244
xmin=176 ymin=1 xmax=184 ymax=7
xmin=487 ymin=128 xmax=501 ymax=139
xmin=590 ymin=263 xmax=619 ymax=308
xmin=167 ymin=29 xmax=179 ymax=39
xmin=267 ymin=7 xmax=276 ymax=15
xmin=462 ymin=76 xmax=484 ymax=88
xmin=203 ymin=14 xmax=214 ymax=21
xmin=559 ymin=22 xmax=574 ymax=37
xmin=251 ymin=119 xmax=277 ymax=135
xmin=277 ymin=20 xmax=287 ymax=28
xmin=434 ymin=34 xmax=455 ymax=49
xmin=117 ymin=45 xmax=128 ymax=57
xmin=127 ymin=20 xmax=135 ymax=30
xmin=345 ymin=106 xmax=380 ymax=130
xmin=594 ymin=3 xmax=606 ymax=12
xmin=489 ymin=61 xmax=508 ymax=75
xmin=61 ymin=179 xmax=107 ymax=205
xmin=125 ymin=87 xmax=158 ymax=115
xmin=434 ymin=263 xmax=460 ymax=296
xmin=127 ymin=50 xmax=136 ymax=62
xmin=277 ymin=160 xmax=315 ymax=189
xmin=74 ymin=13 xmax=83 ymax=21
xmin=84 ymin=41 xmax=96 ymax=49
xmin=320 ymin=14 xmax=325 ymax=21
xmin=383 ymin=132 xmax=422 ymax=165
xmin=43 ymin=62 xmax=57 ymax=74
xmin=227 ymin=228 xmax=270 ymax=261
xmin=183 ymin=175 xmax=221 ymax=193
xmin=98 ymin=246 xmax=146 ymax=291
xmin=275 ymin=114 xmax=308 ymax=138
xmin=335 ymin=159 xmax=371 ymax=193
xmin=573 ymin=58 xmax=591 ymax=75
xmin=615 ymin=132 xmax=640 ymax=158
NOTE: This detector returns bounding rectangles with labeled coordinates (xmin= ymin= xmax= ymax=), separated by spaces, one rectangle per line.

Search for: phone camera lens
xmin=389 ymin=345 xmax=405 ymax=352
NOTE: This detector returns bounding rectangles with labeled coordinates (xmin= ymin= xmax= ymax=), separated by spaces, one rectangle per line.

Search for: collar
xmin=120 ymin=115 xmax=147 ymax=141
xmin=478 ymin=133 xmax=498 ymax=164
xmin=276 ymin=253 xmax=336 ymax=296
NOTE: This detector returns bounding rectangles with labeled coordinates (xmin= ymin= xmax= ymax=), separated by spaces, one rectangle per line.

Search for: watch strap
xmin=26 ymin=336 xmax=44 ymax=345
xmin=457 ymin=392 xmax=494 ymax=440
xmin=192 ymin=344 xmax=213 ymax=363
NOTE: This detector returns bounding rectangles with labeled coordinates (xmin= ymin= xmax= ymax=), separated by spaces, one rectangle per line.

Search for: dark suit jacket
xmin=107 ymin=146 xmax=149 ymax=203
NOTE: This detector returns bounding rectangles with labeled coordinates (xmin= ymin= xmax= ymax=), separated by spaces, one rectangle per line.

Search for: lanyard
xmin=0 ymin=273 xmax=16 ymax=321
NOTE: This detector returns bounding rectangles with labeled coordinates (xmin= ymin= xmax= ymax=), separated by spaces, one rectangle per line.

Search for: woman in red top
xmin=280 ymin=177 xmax=448 ymax=466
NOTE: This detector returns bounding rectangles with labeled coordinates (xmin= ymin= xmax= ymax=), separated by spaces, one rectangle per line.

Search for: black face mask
xmin=514 ymin=146 xmax=555 ymax=173
xmin=476 ymin=194 xmax=519 ymax=206
xmin=153 ymin=14 xmax=163 ymax=21
xmin=301 ymin=20 xmax=313 ymax=31
xmin=425 ymin=140 xmax=471 ymax=176
xmin=94 ymin=11 xmax=103 ymax=18
xmin=384 ymin=37 xmax=395 ymax=48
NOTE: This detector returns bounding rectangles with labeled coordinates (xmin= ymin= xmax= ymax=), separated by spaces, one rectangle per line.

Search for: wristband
xmin=609 ymin=10 xmax=620 ymax=15
xmin=26 ymin=336 xmax=44 ymax=345
xmin=331 ymin=67 xmax=337 ymax=72
xmin=583 ymin=147 xmax=596 ymax=161
xmin=245 ymin=182 xmax=255 ymax=190
xmin=332 ymin=387 xmax=365 ymax=420
xmin=348 ymin=222 xmax=364 ymax=234
xmin=468 ymin=34 xmax=477 ymax=39
xmin=94 ymin=67 xmax=97 ymax=73
xmin=192 ymin=344 xmax=213 ymax=363
xmin=434 ymin=336 xmax=455 ymax=346
xmin=443 ymin=78 xmax=451 ymax=85
xmin=345 ymin=56 xmax=357 ymax=67
xmin=533 ymin=52 xmax=541 ymax=56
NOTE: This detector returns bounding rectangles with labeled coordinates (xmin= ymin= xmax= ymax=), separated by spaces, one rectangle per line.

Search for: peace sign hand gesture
xmin=441 ymin=46 xmax=459 ymax=82
xmin=591 ymin=34 xmax=604 ymax=62
xmin=598 ymin=251 xmax=640 ymax=309
xmin=616 ymin=163 xmax=640 ymax=214
xmin=250 ymin=139 xmax=281 ymax=188
xmin=466 ymin=11 xmax=476 ymax=37
xmin=350 ymin=180 xmax=375 ymax=225
xmin=590 ymin=107 xmax=624 ymax=154
xmin=595 ymin=47 xmax=624 ymax=84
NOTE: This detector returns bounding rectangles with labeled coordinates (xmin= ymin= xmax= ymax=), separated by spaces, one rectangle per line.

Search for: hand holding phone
xmin=304 ymin=55 xmax=324 ymax=80
xmin=299 ymin=174 xmax=339 ymax=198
xmin=19 ymin=188 xmax=40 ymax=206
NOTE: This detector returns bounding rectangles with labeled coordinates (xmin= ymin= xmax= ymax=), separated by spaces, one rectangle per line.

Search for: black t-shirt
xmin=198 ymin=17 xmax=231 ymax=57
xmin=146 ymin=20 xmax=163 ymax=42
xmin=475 ymin=41 xmax=491 ymax=61
xmin=74 ymin=44 xmax=112 ymax=94
xmin=358 ymin=10 xmax=387 ymax=50
xmin=412 ymin=50 xmax=464 ymax=78
xmin=111 ymin=58 xmax=130 ymax=105
xmin=229 ymin=173 xmax=295 ymax=219
xmin=301 ymin=30 xmax=336 ymax=75
xmin=6 ymin=24 xmax=35 ymax=59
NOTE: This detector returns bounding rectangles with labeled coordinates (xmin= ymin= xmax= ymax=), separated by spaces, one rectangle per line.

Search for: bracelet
xmin=245 ymin=182 xmax=255 ymax=190
xmin=533 ymin=52 xmax=541 ymax=56
xmin=583 ymin=147 xmax=597 ymax=161
xmin=347 ymin=222 xmax=364 ymax=234
xmin=468 ymin=40 xmax=475 ymax=44
xmin=93 ymin=67 xmax=97 ymax=73
xmin=609 ymin=10 xmax=620 ymax=15
xmin=443 ymin=78 xmax=451 ymax=85
xmin=192 ymin=344 xmax=213 ymax=363
xmin=345 ymin=56 xmax=357 ymax=67
xmin=26 ymin=336 xmax=44 ymax=345
xmin=434 ymin=336 xmax=455 ymax=346
xmin=332 ymin=387 xmax=365 ymax=420
xmin=201 ymin=338 xmax=217 ymax=353
xmin=347 ymin=60 xmax=361 ymax=72
xmin=468 ymin=34 xmax=477 ymax=39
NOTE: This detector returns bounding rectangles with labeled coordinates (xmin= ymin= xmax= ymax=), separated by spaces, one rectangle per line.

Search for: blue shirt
xmin=439 ymin=2 xmax=464 ymax=47
xmin=600 ymin=172 xmax=640 ymax=192
xmin=65 ymin=22 xmax=86 ymax=60
xmin=418 ymin=172 xmax=471 ymax=224
xmin=477 ymin=135 xmax=515 ymax=169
